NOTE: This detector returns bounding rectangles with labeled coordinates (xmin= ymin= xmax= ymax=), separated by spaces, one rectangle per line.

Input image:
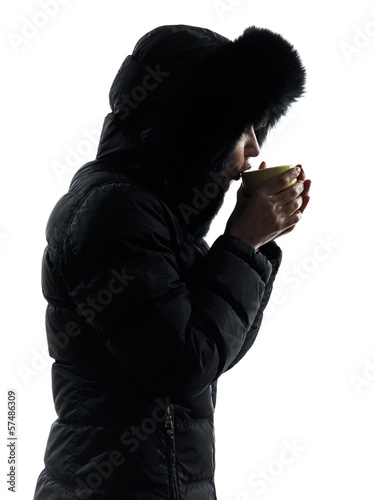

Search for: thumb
xmin=237 ymin=182 xmax=246 ymax=199
xmin=236 ymin=182 xmax=249 ymax=205
xmin=259 ymin=161 xmax=267 ymax=170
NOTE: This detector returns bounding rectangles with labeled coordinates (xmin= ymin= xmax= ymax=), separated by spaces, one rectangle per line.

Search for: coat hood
xmin=96 ymin=24 xmax=306 ymax=238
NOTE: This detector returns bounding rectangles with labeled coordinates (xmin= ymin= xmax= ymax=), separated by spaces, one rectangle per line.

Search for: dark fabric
xmin=34 ymin=24 xmax=304 ymax=500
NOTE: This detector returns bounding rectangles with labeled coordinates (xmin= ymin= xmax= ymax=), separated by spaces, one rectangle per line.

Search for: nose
xmin=244 ymin=126 xmax=260 ymax=158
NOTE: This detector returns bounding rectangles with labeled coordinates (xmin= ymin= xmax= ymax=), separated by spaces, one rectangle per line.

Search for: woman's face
xmin=223 ymin=123 xmax=264 ymax=191
xmin=226 ymin=125 xmax=260 ymax=180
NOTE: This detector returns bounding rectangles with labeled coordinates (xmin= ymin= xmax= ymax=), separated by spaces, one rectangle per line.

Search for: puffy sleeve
xmin=60 ymin=182 xmax=282 ymax=398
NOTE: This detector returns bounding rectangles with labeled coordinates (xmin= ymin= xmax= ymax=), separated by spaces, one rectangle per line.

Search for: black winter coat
xmin=33 ymin=24 xmax=305 ymax=500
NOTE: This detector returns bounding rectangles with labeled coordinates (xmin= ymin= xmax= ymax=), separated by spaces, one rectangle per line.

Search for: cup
xmin=241 ymin=165 xmax=297 ymax=197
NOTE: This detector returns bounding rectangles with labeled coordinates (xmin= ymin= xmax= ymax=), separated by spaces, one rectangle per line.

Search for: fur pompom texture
xmin=179 ymin=25 xmax=306 ymax=147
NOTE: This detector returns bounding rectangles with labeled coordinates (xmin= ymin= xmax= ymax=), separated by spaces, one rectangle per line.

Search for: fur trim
xmin=178 ymin=25 xmax=306 ymax=147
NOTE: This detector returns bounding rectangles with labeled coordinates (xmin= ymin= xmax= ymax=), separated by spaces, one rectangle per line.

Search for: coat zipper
xmin=165 ymin=401 xmax=178 ymax=500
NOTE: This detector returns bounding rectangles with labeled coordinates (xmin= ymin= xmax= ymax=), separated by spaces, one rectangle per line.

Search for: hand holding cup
xmin=225 ymin=162 xmax=311 ymax=249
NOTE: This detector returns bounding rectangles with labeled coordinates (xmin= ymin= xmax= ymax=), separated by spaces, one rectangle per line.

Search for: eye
xmin=255 ymin=116 xmax=268 ymax=132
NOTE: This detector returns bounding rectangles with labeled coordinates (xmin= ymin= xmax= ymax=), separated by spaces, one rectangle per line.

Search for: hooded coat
xmin=33 ymin=24 xmax=306 ymax=500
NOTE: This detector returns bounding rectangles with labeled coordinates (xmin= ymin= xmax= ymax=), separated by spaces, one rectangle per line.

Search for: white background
xmin=1 ymin=0 xmax=373 ymax=498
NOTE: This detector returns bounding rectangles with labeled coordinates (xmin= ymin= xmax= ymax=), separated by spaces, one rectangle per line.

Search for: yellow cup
xmin=242 ymin=165 xmax=297 ymax=215
xmin=241 ymin=164 xmax=297 ymax=197
xmin=242 ymin=164 xmax=299 ymax=216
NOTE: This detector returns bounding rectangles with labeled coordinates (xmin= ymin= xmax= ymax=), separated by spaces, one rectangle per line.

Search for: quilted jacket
xmin=33 ymin=24 xmax=305 ymax=500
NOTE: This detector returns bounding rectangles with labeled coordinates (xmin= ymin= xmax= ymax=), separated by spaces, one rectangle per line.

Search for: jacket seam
xmin=175 ymin=409 xmax=214 ymax=420
xmin=42 ymin=466 xmax=78 ymax=496
xmin=209 ymin=236 xmax=272 ymax=284
xmin=175 ymin=415 xmax=214 ymax=425
xmin=68 ymin=372 xmax=82 ymax=478
xmin=179 ymin=474 xmax=215 ymax=484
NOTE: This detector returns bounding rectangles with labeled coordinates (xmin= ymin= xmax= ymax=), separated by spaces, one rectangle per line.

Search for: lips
xmin=230 ymin=163 xmax=252 ymax=182
xmin=242 ymin=157 xmax=252 ymax=170
xmin=240 ymin=163 xmax=252 ymax=176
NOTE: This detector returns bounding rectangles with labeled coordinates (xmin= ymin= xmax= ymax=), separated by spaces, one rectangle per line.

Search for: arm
xmin=223 ymin=239 xmax=282 ymax=372
xmin=60 ymin=182 xmax=279 ymax=399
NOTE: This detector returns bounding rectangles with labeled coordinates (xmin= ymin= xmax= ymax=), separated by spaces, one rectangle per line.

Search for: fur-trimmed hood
xmin=96 ymin=24 xmax=306 ymax=238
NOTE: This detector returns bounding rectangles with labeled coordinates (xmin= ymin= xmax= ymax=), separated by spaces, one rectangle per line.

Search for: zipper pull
xmin=165 ymin=404 xmax=174 ymax=437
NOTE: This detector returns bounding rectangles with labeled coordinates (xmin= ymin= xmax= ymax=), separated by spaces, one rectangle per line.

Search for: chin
xmin=223 ymin=178 xmax=235 ymax=193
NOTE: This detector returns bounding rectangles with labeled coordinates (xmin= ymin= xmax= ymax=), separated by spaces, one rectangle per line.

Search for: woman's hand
xmin=272 ymin=164 xmax=311 ymax=241
xmin=224 ymin=162 xmax=311 ymax=249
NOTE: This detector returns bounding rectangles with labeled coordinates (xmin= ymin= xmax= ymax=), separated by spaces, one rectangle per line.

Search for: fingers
xmin=295 ymin=174 xmax=311 ymax=214
xmin=283 ymin=193 xmax=304 ymax=216
xmin=297 ymin=165 xmax=306 ymax=182
xmin=277 ymin=179 xmax=305 ymax=206
xmin=260 ymin=166 xmax=301 ymax=195
xmin=232 ymin=164 xmax=311 ymax=247
xmin=284 ymin=188 xmax=311 ymax=218
xmin=296 ymin=167 xmax=312 ymax=198
xmin=236 ymin=183 xmax=250 ymax=208
xmin=282 ymin=176 xmax=311 ymax=218
xmin=302 ymin=179 xmax=312 ymax=198
xmin=275 ymin=225 xmax=296 ymax=239
xmin=299 ymin=195 xmax=311 ymax=214
xmin=237 ymin=183 xmax=247 ymax=201
xmin=284 ymin=208 xmax=303 ymax=227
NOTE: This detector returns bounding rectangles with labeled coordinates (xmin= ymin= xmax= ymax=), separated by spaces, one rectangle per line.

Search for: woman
xmin=34 ymin=24 xmax=310 ymax=500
